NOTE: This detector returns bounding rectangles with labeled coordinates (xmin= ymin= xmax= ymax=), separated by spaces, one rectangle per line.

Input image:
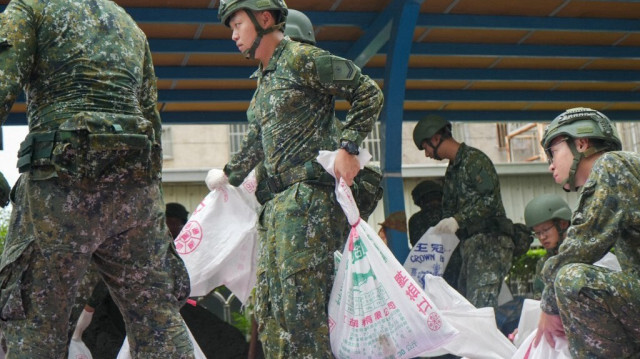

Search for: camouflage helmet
xmin=411 ymin=180 xmax=442 ymax=207
xmin=524 ymin=194 xmax=571 ymax=228
xmin=284 ymin=9 xmax=315 ymax=45
xmin=218 ymin=0 xmax=288 ymax=28
xmin=412 ymin=114 xmax=451 ymax=150
xmin=541 ymin=107 xmax=621 ymax=153
xmin=541 ymin=108 xmax=621 ymax=191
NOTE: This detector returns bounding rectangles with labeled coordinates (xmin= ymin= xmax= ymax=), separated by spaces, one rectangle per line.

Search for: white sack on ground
xmin=511 ymin=329 xmax=570 ymax=359
xmin=419 ymin=274 xmax=517 ymax=359
xmin=512 ymin=299 xmax=542 ymax=348
xmin=68 ymin=338 xmax=92 ymax=359
xmin=174 ymin=172 xmax=260 ymax=304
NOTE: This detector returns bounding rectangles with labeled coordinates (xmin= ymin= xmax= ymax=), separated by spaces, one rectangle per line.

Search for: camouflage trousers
xmin=254 ymin=181 xmax=346 ymax=359
xmin=458 ymin=233 xmax=513 ymax=308
xmin=0 ymin=174 xmax=194 ymax=359
xmin=555 ymin=263 xmax=640 ymax=358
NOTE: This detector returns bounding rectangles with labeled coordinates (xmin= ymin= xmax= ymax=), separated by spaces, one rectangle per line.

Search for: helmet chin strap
xmin=562 ymin=141 xmax=601 ymax=192
xmin=243 ymin=10 xmax=285 ymax=59
xmin=426 ymin=137 xmax=444 ymax=161
xmin=554 ymin=221 xmax=568 ymax=239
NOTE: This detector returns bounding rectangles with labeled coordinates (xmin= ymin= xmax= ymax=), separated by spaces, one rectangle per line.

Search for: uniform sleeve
xmin=540 ymin=157 xmax=622 ymax=314
xmin=224 ymin=97 xmax=264 ymax=186
xmin=139 ymin=40 xmax=161 ymax=145
xmin=452 ymin=151 xmax=502 ymax=229
xmin=312 ymin=54 xmax=383 ymax=145
xmin=0 ymin=1 xmax=38 ymax=125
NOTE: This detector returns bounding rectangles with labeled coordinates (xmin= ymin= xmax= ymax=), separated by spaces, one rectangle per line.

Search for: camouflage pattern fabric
xmin=541 ymin=151 xmax=640 ymax=357
xmin=0 ymin=171 xmax=10 ymax=207
xmin=223 ymin=38 xmax=382 ymax=185
xmin=532 ymin=249 xmax=557 ymax=299
xmin=458 ymin=233 xmax=513 ymax=308
xmin=1 ymin=176 xmax=193 ymax=358
xmin=0 ymin=1 xmax=193 ymax=357
xmin=555 ymin=264 xmax=640 ymax=358
xmin=261 ymin=182 xmax=346 ymax=358
xmin=442 ymin=143 xmax=513 ymax=308
xmin=408 ymin=209 xmax=441 ymax=246
xmin=225 ymin=38 xmax=383 ymax=357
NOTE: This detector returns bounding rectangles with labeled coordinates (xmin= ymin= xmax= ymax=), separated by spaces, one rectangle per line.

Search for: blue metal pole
xmin=380 ymin=0 xmax=424 ymax=263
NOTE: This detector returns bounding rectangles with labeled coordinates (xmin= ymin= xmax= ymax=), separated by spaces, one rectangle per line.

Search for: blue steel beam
xmin=380 ymin=0 xmax=424 ymax=263
xmin=146 ymin=39 xmax=640 ymax=58
xmin=154 ymin=66 xmax=640 ymax=82
xmin=344 ymin=6 xmax=394 ymax=68
xmin=3 ymin=5 xmax=635 ymax=33
xmin=6 ymin=110 xmax=640 ymax=126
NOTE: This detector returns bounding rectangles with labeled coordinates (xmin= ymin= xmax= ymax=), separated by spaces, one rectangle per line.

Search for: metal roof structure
xmin=2 ymin=0 xmax=640 ymax=126
xmin=2 ymin=0 xmax=640 ymax=259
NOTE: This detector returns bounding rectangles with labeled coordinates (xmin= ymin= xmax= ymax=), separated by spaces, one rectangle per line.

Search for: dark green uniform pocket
xmin=0 ymin=253 xmax=30 ymax=321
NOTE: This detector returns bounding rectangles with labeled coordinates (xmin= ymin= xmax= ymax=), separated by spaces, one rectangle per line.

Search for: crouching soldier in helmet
xmin=534 ymin=107 xmax=640 ymax=357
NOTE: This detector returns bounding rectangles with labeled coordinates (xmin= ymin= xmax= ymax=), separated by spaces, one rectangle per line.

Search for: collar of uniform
xmin=449 ymin=142 xmax=468 ymax=169
xmin=250 ymin=38 xmax=290 ymax=79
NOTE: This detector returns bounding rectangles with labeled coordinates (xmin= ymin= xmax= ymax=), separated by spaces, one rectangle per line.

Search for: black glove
xmin=0 ymin=171 xmax=11 ymax=208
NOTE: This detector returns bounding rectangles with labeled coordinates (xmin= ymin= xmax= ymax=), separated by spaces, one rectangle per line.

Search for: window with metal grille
xmin=361 ymin=121 xmax=381 ymax=161
xmin=229 ymin=123 xmax=249 ymax=156
xmin=229 ymin=121 xmax=382 ymax=161
xmin=161 ymin=127 xmax=173 ymax=160
xmin=496 ymin=123 xmax=508 ymax=148
xmin=618 ymin=122 xmax=640 ymax=153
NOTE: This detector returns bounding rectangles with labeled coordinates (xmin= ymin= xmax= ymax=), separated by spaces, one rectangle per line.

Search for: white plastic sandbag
xmin=116 ymin=324 xmax=206 ymax=359
xmin=403 ymin=227 xmax=459 ymax=289
xmin=419 ymin=274 xmax=517 ymax=359
xmin=68 ymin=338 xmax=92 ymax=359
xmin=512 ymin=299 xmax=542 ymax=348
xmin=318 ymin=150 xmax=459 ymax=358
xmin=511 ymin=329 xmax=570 ymax=359
xmin=174 ymin=172 xmax=260 ymax=304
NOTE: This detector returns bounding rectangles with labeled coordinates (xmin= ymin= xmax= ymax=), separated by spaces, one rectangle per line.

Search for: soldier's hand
xmin=334 ymin=149 xmax=360 ymax=186
xmin=533 ymin=312 xmax=565 ymax=348
xmin=0 ymin=171 xmax=10 ymax=208
xmin=434 ymin=217 xmax=459 ymax=234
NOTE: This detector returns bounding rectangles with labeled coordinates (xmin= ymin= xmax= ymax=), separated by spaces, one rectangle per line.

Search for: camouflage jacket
xmin=541 ymin=151 xmax=640 ymax=314
xmin=0 ymin=0 xmax=161 ymax=148
xmin=442 ymin=143 xmax=507 ymax=237
xmin=533 ymin=248 xmax=558 ymax=298
xmin=224 ymin=38 xmax=383 ymax=185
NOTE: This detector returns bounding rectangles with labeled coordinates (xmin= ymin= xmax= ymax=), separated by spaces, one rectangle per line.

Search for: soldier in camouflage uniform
xmin=0 ymin=1 xmax=194 ymax=357
xmin=408 ymin=179 xmax=462 ymax=292
xmin=523 ymin=194 xmax=571 ymax=298
xmin=207 ymin=1 xmax=383 ymax=357
xmin=412 ymin=115 xmax=514 ymax=309
xmin=534 ymin=107 xmax=640 ymax=357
